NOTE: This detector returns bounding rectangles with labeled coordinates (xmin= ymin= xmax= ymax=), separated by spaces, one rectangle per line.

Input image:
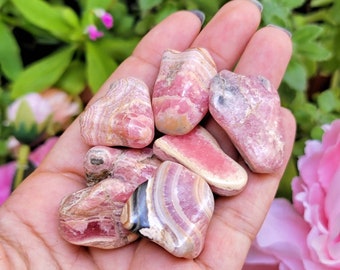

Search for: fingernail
xmin=190 ymin=10 xmax=206 ymax=24
xmin=249 ymin=0 xmax=263 ymax=12
xmin=267 ymin=24 xmax=292 ymax=38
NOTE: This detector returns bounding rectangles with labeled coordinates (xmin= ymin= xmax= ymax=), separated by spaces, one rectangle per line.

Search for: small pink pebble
xmin=152 ymin=48 xmax=217 ymax=135
xmin=79 ymin=77 xmax=154 ymax=148
xmin=153 ymin=125 xmax=248 ymax=196
xmin=209 ymin=70 xmax=285 ymax=173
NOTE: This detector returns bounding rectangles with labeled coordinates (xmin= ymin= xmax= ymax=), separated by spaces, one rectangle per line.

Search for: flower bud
xmin=94 ymin=8 xmax=114 ymax=29
xmin=85 ymin=25 xmax=104 ymax=40
xmin=7 ymin=93 xmax=52 ymax=144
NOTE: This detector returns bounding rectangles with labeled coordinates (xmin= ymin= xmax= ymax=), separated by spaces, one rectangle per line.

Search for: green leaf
xmin=293 ymin=25 xmax=324 ymax=43
xmin=297 ymin=42 xmax=332 ymax=61
xmin=283 ymin=59 xmax=308 ymax=91
xmin=10 ymin=0 xmax=80 ymax=41
xmin=138 ymin=0 xmax=163 ymax=12
xmin=55 ymin=60 xmax=86 ymax=95
xmin=278 ymin=0 xmax=304 ymax=9
xmin=0 ymin=21 xmax=23 ymax=81
xmin=317 ymin=90 xmax=338 ymax=112
xmin=11 ymin=46 xmax=76 ymax=98
xmin=86 ymin=41 xmax=117 ymax=93
xmin=311 ymin=0 xmax=334 ymax=7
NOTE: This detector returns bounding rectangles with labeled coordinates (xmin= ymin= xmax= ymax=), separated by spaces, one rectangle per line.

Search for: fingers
xmin=192 ymin=0 xmax=262 ymax=70
xmin=235 ymin=25 xmax=292 ymax=88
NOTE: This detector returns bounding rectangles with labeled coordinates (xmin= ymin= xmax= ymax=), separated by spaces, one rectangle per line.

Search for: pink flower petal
xmin=0 ymin=162 xmax=15 ymax=205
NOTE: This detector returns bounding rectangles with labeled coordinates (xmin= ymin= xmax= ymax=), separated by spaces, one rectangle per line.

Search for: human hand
xmin=0 ymin=0 xmax=295 ymax=269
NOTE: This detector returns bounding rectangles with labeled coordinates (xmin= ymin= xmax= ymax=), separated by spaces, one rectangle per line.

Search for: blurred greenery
xmin=1 ymin=0 xmax=340 ymax=198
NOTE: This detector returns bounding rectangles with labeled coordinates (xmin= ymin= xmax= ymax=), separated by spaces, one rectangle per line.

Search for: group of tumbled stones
xmin=58 ymin=47 xmax=284 ymax=259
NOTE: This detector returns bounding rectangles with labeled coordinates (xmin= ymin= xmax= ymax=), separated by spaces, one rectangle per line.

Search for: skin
xmin=0 ymin=0 xmax=295 ymax=269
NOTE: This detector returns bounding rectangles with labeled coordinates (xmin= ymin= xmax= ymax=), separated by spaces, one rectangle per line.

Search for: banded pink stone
xmin=152 ymin=48 xmax=217 ymax=135
xmin=79 ymin=77 xmax=154 ymax=148
xmin=153 ymin=125 xmax=248 ymax=196
xmin=209 ymin=70 xmax=285 ymax=173
xmin=59 ymin=148 xmax=160 ymax=249
xmin=121 ymin=161 xmax=214 ymax=258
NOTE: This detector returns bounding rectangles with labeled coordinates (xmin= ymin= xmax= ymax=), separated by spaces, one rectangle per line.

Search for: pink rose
xmin=292 ymin=119 xmax=340 ymax=267
xmin=244 ymin=119 xmax=340 ymax=269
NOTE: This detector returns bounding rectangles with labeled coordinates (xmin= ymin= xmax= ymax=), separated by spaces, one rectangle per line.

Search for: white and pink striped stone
xmin=121 ymin=161 xmax=214 ymax=258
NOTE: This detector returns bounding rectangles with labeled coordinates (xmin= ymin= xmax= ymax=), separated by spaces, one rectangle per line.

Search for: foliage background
xmin=0 ymin=0 xmax=339 ymax=198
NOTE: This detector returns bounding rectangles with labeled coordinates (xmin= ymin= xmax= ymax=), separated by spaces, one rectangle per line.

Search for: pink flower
xmin=0 ymin=162 xmax=16 ymax=205
xmin=244 ymin=119 xmax=340 ymax=269
xmin=85 ymin=25 xmax=104 ymax=40
xmin=94 ymin=8 xmax=114 ymax=29
xmin=40 ymin=88 xmax=81 ymax=133
xmin=0 ymin=137 xmax=58 ymax=205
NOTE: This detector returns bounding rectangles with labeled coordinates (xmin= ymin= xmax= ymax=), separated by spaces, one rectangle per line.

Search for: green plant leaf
xmin=298 ymin=42 xmax=332 ymax=61
xmin=138 ymin=0 xmax=163 ymax=12
xmin=55 ymin=60 xmax=86 ymax=95
xmin=317 ymin=89 xmax=338 ymax=112
xmin=10 ymin=0 xmax=80 ymax=41
xmin=283 ymin=59 xmax=308 ymax=91
xmin=293 ymin=24 xmax=324 ymax=43
xmin=0 ymin=21 xmax=23 ymax=81
xmin=11 ymin=46 xmax=76 ymax=98
xmin=85 ymin=41 xmax=117 ymax=93
xmin=278 ymin=0 xmax=305 ymax=9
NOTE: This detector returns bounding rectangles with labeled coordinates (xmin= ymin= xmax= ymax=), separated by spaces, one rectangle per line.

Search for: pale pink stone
xmin=153 ymin=126 xmax=247 ymax=196
xmin=80 ymin=77 xmax=154 ymax=148
xmin=152 ymin=48 xmax=217 ymax=135
xmin=209 ymin=70 xmax=284 ymax=173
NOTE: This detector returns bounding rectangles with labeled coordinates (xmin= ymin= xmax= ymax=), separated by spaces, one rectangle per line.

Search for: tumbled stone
xmin=153 ymin=125 xmax=248 ymax=196
xmin=84 ymin=146 xmax=161 ymax=187
xmin=152 ymin=48 xmax=217 ymax=135
xmin=121 ymin=161 xmax=214 ymax=258
xmin=79 ymin=77 xmax=154 ymax=148
xmin=209 ymin=70 xmax=285 ymax=173
xmin=59 ymin=178 xmax=139 ymax=249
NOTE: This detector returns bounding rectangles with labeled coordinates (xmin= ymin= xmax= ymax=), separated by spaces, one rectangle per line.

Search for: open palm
xmin=0 ymin=1 xmax=295 ymax=269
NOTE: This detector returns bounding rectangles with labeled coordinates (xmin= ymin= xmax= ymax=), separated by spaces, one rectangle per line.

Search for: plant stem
xmin=13 ymin=144 xmax=30 ymax=189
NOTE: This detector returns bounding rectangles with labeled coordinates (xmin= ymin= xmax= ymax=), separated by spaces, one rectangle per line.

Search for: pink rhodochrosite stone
xmin=84 ymin=146 xmax=161 ymax=187
xmin=59 ymin=178 xmax=139 ymax=249
xmin=121 ymin=161 xmax=214 ymax=259
xmin=152 ymin=48 xmax=217 ymax=135
xmin=59 ymin=149 xmax=160 ymax=249
xmin=153 ymin=126 xmax=248 ymax=195
xmin=79 ymin=77 xmax=154 ymax=148
xmin=209 ymin=70 xmax=285 ymax=173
